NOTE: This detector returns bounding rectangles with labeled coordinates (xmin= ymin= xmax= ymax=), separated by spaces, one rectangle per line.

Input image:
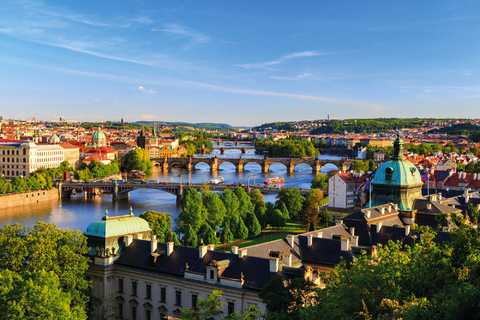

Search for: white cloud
xmin=270 ymin=73 xmax=312 ymax=80
xmin=235 ymin=51 xmax=319 ymax=70
xmin=135 ymin=85 xmax=156 ymax=94
xmin=153 ymin=23 xmax=210 ymax=46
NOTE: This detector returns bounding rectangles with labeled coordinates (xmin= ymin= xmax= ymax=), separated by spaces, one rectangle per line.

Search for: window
xmin=131 ymin=306 xmax=137 ymax=320
xmin=210 ymin=270 xmax=214 ymax=279
xmin=146 ymin=284 xmax=151 ymax=299
xmin=132 ymin=281 xmax=137 ymax=296
xmin=160 ymin=287 xmax=166 ymax=302
xmin=118 ymin=303 xmax=123 ymax=318
xmin=175 ymin=290 xmax=182 ymax=306
xmin=146 ymin=309 xmax=151 ymax=320
xmin=160 ymin=313 xmax=166 ymax=320
xmin=23 ymin=148 xmax=26 ymax=155
xmin=385 ymin=167 xmax=393 ymax=181
xmin=228 ymin=302 xmax=235 ymax=316
xmin=118 ymin=279 xmax=124 ymax=293
xmin=192 ymin=294 xmax=198 ymax=309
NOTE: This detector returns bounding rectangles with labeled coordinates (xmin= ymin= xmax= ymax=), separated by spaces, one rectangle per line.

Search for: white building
xmin=328 ymin=172 xmax=369 ymax=209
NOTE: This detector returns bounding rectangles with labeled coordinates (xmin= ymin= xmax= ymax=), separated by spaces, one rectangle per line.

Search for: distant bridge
xmin=208 ymin=138 xmax=254 ymax=146
xmin=59 ymin=181 xmax=312 ymax=201
xmin=151 ymin=156 xmax=353 ymax=174
xmin=198 ymin=146 xmax=257 ymax=154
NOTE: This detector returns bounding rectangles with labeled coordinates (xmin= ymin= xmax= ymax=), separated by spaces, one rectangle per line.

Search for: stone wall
xmin=0 ymin=189 xmax=59 ymax=208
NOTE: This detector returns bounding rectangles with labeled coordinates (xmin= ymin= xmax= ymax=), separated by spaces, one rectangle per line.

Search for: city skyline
xmin=1 ymin=1 xmax=479 ymax=126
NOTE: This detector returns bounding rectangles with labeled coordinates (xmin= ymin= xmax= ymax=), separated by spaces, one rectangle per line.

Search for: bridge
xmin=151 ymin=156 xmax=353 ymax=174
xmin=59 ymin=181 xmax=311 ymax=201
xmin=198 ymin=146 xmax=257 ymax=155
xmin=208 ymin=138 xmax=254 ymax=146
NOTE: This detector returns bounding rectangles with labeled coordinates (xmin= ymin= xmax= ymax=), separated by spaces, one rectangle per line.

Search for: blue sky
xmin=0 ymin=0 xmax=479 ymax=126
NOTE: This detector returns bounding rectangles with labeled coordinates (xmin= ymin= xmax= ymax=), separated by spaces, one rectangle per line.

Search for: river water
xmin=0 ymin=145 xmax=343 ymax=232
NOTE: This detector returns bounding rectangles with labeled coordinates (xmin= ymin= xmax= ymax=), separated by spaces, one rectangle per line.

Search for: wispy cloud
xmin=235 ymin=51 xmax=319 ymax=70
xmin=136 ymin=86 xmax=156 ymax=94
xmin=142 ymin=114 xmax=157 ymax=119
xmin=152 ymin=23 xmax=210 ymax=46
xmin=270 ymin=73 xmax=312 ymax=80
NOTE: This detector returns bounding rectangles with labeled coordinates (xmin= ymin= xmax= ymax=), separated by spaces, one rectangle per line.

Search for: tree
xmin=311 ymin=173 xmax=328 ymax=190
xmin=0 ymin=222 xmax=90 ymax=314
xmin=350 ymin=159 xmax=368 ymax=172
xmin=255 ymin=207 xmax=268 ymax=229
xmin=139 ymin=211 xmax=173 ymax=243
xmin=270 ymin=209 xmax=287 ymax=231
xmin=248 ymin=189 xmax=267 ymax=216
xmin=467 ymin=203 xmax=480 ymax=224
xmin=234 ymin=186 xmax=254 ymax=220
xmin=124 ymin=147 xmax=153 ymax=172
xmin=220 ymin=224 xmax=234 ymax=244
xmin=200 ymin=182 xmax=212 ymax=201
xmin=246 ymin=211 xmax=262 ymax=237
xmin=204 ymin=193 xmax=227 ymax=232
xmin=221 ymin=189 xmax=239 ymax=225
xmin=303 ymin=189 xmax=324 ymax=231
xmin=180 ymin=290 xmax=224 ymax=320
xmin=275 ymin=187 xmax=304 ymax=218
xmin=318 ymin=208 xmax=333 ymax=227
xmin=237 ymin=218 xmax=249 ymax=240
xmin=183 ymin=225 xmax=198 ymax=247
xmin=202 ymin=223 xmax=217 ymax=246
xmin=175 ymin=189 xmax=208 ymax=235
xmin=0 ymin=270 xmax=87 ymax=320
xmin=368 ymin=159 xmax=376 ymax=172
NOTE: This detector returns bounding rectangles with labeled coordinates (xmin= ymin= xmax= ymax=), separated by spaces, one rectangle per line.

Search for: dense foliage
xmin=179 ymin=133 xmax=214 ymax=155
xmin=124 ymin=147 xmax=152 ymax=172
xmin=428 ymin=123 xmax=480 ymax=142
xmin=310 ymin=118 xmax=441 ymax=134
xmin=254 ymin=138 xmax=317 ymax=158
xmin=75 ymin=160 xmax=120 ymax=181
xmin=139 ymin=211 xmax=180 ymax=245
xmin=0 ymin=222 xmax=90 ymax=319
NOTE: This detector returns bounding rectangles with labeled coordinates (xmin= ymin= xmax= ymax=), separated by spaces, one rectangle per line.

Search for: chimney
xmin=372 ymin=223 xmax=382 ymax=234
xmin=307 ymin=234 xmax=313 ymax=247
xmin=137 ymin=234 xmax=143 ymax=240
xmin=477 ymin=204 xmax=480 ymax=211
xmin=239 ymin=249 xmax=247 ymax=258
xmin=388 ymin=205 xmax=392 ymax=213
xmin=341 ymin=238 xmax=350 ymax=251
xmin=380 ymin=207 xmax=385 ymax=214
xmin=405 ymin=225 xmax=411 ymax=236
xmin=287 ymin=235 xmax=295 ymax=248
xmin=269 ymin=258 xmax=279 ymax=272
xmin=335 ymin=220 xmax=343 ymax=226
xmin=350 ymin=227 xmax=355 ymax=236
xmin=466 ymin=194 xmax=470 ymax=203
xmin=282 ymin=253 xmax=292 ymax=267
xmin=394 ymin=204 xmax=398 ymax=211
xmin=231 ymin=246 xmax=239 ymax=255
xmin=207 ymin=244 xmax=215 ymax=251
xmin=151 ymin=235 xmax=157 ymax=254
xmin=316 ymin=232 xmax=323 ymax=238
xmin=167 ymin=242 xmax=174 ymax=256
xmin=427 ymin=203 xmax=432 ymax=210
xmin=351 ymin=235 xmax=359 ymax=246
xmin=365 ymin=210 xmax=371 ymax=218
xmin=125 ymin=235 xmax=133 ymax=247
xmin=199 ymin=245 xmax=208 ymax=258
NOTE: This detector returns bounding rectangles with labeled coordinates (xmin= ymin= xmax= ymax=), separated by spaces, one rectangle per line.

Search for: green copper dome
xmin=92 ymin=127 xmax=106 ymax=141
xmin=85 ymin=210 xmax=151 ymax=238
xmin=370 ymin=133 xmax=423 ymax=211
xmin=49 ymin=134 xmax=60 ymax=140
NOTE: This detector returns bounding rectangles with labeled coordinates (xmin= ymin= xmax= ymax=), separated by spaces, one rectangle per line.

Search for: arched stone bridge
xmin=151 ymin=156 xmax=353 ymax=174
xmin=198 ymin=146 xmax=257 ymax=155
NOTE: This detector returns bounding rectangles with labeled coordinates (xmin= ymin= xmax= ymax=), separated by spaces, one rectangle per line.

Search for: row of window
xmin=117 ymin=279 xmax=236 ymax=318
xmin=37 ymin=157 xmax=62 ymax=162
xmin=38 ymin=151 xmax=63 ymax=156
xmin=2 ymin=149 xmax=26 ymax=155
xmin=2 ymin=170 xmax=26 ymax=177
xmin=117 ymin=304 xmax=159 ymax=320
xmin=1 ymin=158 xmax=27 ymax=163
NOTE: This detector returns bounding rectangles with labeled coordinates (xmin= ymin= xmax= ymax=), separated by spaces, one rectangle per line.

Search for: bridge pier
xmin=288 ymin=160 xmax=295 ymax=173
xmin=220 ymin=148 xmax=225 ymax=155
xmin=210 ymin=158 xmax=218 ymax=171
xmin=113 ymin=184 xmax=129 ymax=200
xmin=236 ymin=162 xmax=244 ymax=172
xmin=262 ymin=163 xmax=270 ymax=173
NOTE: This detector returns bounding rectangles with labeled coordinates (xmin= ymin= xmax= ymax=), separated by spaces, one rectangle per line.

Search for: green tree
xmin=0 ymin=223 xmax=90 ymax=313
xmin=318 ymin=208 xmax=333 ymax=227
xmin=202 ymin=223 xmax=217 ymax=246
xmin=0 ymin=270 xmax=87 ymax=320
xmin=124 ymin=147 xmax=153 ymax=172
xmin=246 ymin=211 xmax=262 ymax=237
xmin=220 ymin=224 xmax=234 ymax=244
xmin=234 ymin=186 xmax=255 ymax=220
xmin=367 ymin=159 xmax=376 ymax=171
xmin=175 ymin=189 xmax=208 ymax=235
xmin=204 ymin=193 xmax=227 ymax=232
xmin=467 ymin=203 xmax=480 ymax=224
xmin=255 ymin=206 xmax=268 ymax=229
xmin=221 ymin=189 xmax=239 ymax=225
xmin=270 ymin=209 xmax=287 ymax=231
xmin=139 ymin=211 xmax=173 ymax=243
xmin=275 ymin=187 xmax=304 ymax=218
xmin=180 ymin=290 xmax=224 ymax=320
xmin=237 ymin=217 xmax=249 ymax=240
xmin=311 ymin=173 xmax=328 ymax=190
xmin=303 ymin=189 xmax=324 ymax=231
xmin=350 ymin=159 xmax=368 ymax=172
xmin=183 ymin=225 xmax=198 ymax=247
xmin=248 ymin=189 xmax=267 ymax=216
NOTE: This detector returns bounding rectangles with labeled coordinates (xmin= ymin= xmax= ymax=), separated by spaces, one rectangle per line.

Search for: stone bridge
xmin=151 ymin=156 xmax=353 ymax=174
xmin=198 ymin=146 xmax=256 ymax=155
xmin=208 ymin=139 xmax=254 ymax=146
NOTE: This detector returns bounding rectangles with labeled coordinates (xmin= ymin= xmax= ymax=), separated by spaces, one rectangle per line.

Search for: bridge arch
xmin=217 ymin=160 xmax=237 ymax=171
xmin=293 ymin=161 xmax=314 ymax=172
xmin=194 ymin=161 xmax=211 ymax=171
xmin=321 ymin=162 xmax=340 ymax=174
xmin=265 ymin=161 xmax=288 ymax=172
xmin=243 ymin=162 xmax=262 ymax=172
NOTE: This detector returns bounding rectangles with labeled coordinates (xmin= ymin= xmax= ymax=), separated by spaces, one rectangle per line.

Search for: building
xmin=136 ymin=127 xmax=150 ymax=151
xmin=369 ymin=133 xmax=423 ymax=211
xmin=373 ymin=149 xmax=387 ymax=162
xmin=92 ymin=127 xmax=107 ymax=147
xmin=85 ymin=210 xmax=273 ymax=320
xmin=328 ymin=172 xmax=369 ymax=209
xmin=61 ymin=143 xmax=81 ymax=170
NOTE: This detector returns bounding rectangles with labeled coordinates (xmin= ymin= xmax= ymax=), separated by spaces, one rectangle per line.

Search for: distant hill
xmin=135 ymin=121 xmax=245 ymax=130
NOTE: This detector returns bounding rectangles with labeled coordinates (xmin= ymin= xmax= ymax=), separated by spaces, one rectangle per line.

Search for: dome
xmin=85 ymin=211 xmax=151 ymax=238
xmin=49 ymin=134 xmax=60 ymax=140
xmin=92 ymin=128 xmax=106 ymax=141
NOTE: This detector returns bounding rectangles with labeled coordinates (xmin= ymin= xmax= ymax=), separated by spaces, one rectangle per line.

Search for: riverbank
xmin=0 ymin=189 xmax=59 ymax=209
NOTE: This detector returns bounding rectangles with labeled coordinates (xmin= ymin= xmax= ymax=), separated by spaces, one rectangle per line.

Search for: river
xmin=0 ymin=146 xmax=343 ymax=232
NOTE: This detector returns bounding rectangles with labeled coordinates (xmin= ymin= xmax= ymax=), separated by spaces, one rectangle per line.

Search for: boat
xmin=264 ymin=177 xmax=286 ymax=185
xmin=127 ymin=170 xmax=145 ymax=178
xmin=209 ymin=176 xmax=225 ymax=185
xmin=71 ymin=191 xmax=86 ymax=198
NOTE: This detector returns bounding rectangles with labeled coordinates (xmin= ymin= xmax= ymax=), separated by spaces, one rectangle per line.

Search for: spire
xmin=129 ymin=206 xmax=134 ymax=216
xmin=392 ymin=132 xmax=405 ymax=160
xmin=105 ymin=209 xmax=109 ymax=219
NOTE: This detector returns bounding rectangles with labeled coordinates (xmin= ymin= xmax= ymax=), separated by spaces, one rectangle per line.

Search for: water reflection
xmin=0 ymin=153 xmax=343 ymax=231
